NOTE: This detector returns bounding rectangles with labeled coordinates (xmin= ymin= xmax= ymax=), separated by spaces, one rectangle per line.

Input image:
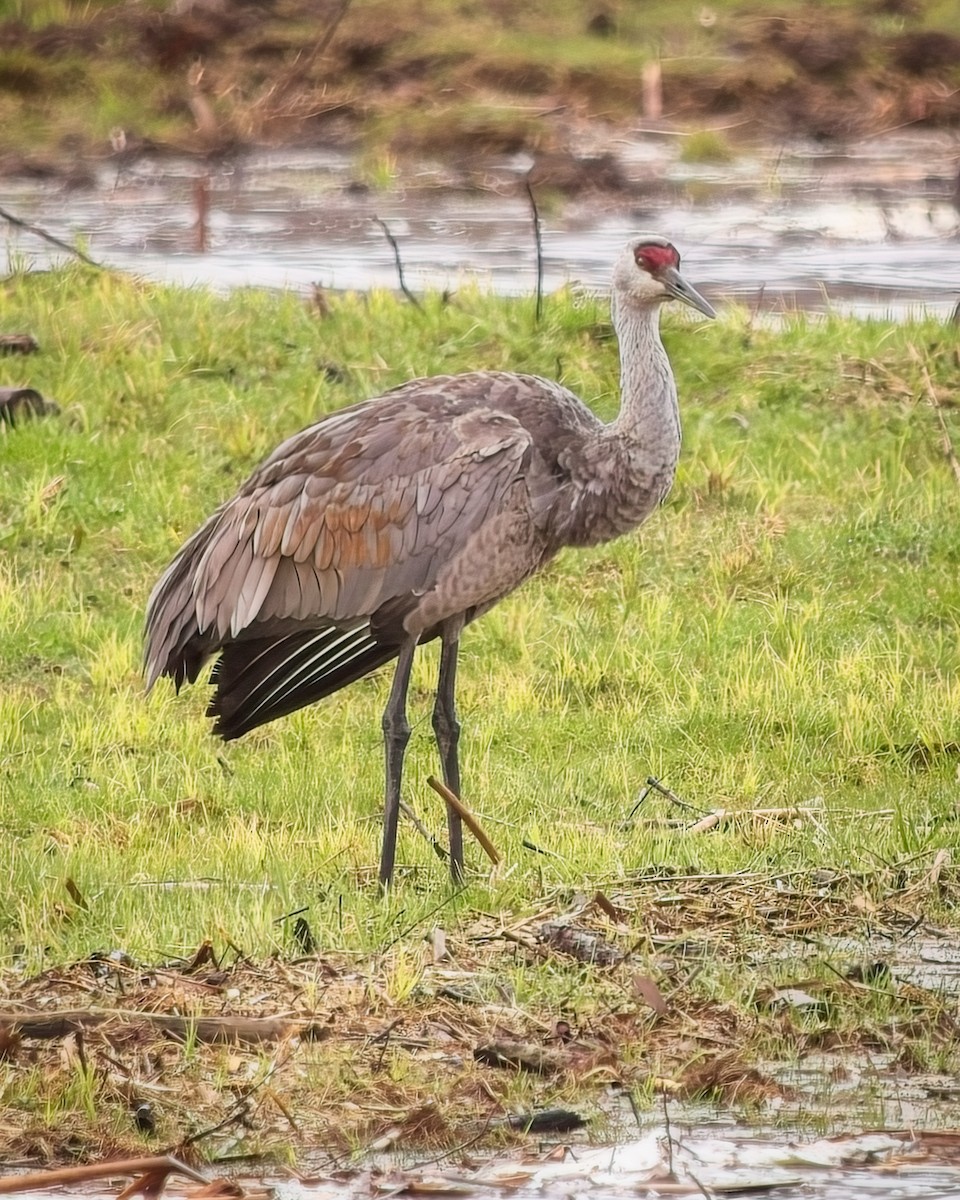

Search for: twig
xmin=315 ymin=0 xmax=352 ymax=59
xmin=646 ymin=776 xmax=708 ymax=815
xmin=400 ymin=799 xmax=448 ymax=860
xmin=820 ymin=959 xmax=893 ymax=1000
xmin=631 ymin=868 xmax=783 ymax=885
xmin=272 ymin=904 xmax=309 ymax=925
xmin=637 ymin=807 xmax=893 ymax=830
xmin=405 ymin=1110 xmax=499 ymax=1169
xmin=372 ymin=217 xmax=421 ymax=308
xmin=626 ymin=1088 xmax=644 ymax=1132
xmin=521 ymin=837 xmax=563 ymax=858
xmin=259 ymin=0 xmax=352 ymax=114
xmin=627 ymin=779 xmax=654 ymax=819
xmin=524 ymin=177 xmax=544 ymax=323
xmin=661 ymin=1091 xmax=674 ymax=1177
xmin=0 ymin=204 xmax=102 ymax=269
xmin=178 ymin=1100 xmax=252 ymax=1150
xmin=685 ymin=805 xmax=830 ymax=833
xmin=686 ymin=1168 xmax=717 ymax=1200
xmin=427 ymin=775 xmax=500 ymax=864
xmin=748 ymin=283 xmax=766 ymax=331
xmin=383 ymin=890 xmax=462 ymax=952
xmin=371 ymin=1016 xmax=402 ymax=1072
xmin=182 ymin=1044 xmax=297 ymax=1150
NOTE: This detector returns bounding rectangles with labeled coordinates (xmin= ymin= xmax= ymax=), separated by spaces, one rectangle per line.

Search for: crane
xmin=144 ymin=234 xmax=715 ymax=887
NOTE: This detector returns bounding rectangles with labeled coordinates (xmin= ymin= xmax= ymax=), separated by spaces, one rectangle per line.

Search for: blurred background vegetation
xmin=2 ymin=0 xmax=960 ymax=175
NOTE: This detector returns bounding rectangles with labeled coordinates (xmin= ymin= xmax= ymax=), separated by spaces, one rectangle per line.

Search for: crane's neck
xmin=610 ymin=293 xmax=679 ymax=453
xmin=546 ymin=293 xmax=684 ymax=551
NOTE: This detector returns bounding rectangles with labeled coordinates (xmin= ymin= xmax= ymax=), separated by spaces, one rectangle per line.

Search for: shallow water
xmin=2 ymin=131 xmax=958 ymax=319
xmin=6 ymin=1130 xmax=960 ymax=1200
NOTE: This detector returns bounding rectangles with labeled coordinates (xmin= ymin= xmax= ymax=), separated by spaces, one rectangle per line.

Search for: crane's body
xmin=145 ymin=235 xmax=715 ymax=886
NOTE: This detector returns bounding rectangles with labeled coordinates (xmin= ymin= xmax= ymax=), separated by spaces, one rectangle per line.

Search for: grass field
xmin=1 ymin=265 xmax=960 ymax=1161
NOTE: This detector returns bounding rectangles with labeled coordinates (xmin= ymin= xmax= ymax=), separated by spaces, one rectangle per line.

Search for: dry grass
xmin=3 ymin=866 xmax=960 ymax=1164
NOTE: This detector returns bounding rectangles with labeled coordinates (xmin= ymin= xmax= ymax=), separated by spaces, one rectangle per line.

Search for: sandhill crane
xmin=145 ymin=234 xmax=715 ymax=887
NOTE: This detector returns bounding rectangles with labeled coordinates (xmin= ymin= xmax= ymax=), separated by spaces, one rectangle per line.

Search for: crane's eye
xmin=634 ymin=243 xmax=680 ymax=274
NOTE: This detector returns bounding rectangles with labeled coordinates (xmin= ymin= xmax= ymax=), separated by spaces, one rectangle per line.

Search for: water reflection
xmin=1 ymin=133 xmax=958 ymax=318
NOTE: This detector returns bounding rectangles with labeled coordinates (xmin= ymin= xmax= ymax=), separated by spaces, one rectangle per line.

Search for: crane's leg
xmin=433 ymin=617 xmax=464 ymax=883
xmin=380 ymin=636 xmax=418 ymax=889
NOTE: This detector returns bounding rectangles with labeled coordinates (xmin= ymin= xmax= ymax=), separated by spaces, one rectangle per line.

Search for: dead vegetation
xmin=3 ymin=861 xmax=960 ymax=1168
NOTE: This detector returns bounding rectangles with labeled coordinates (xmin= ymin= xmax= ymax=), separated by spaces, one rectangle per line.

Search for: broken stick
xmin=427 ymin=776 xmax=500 ymax=865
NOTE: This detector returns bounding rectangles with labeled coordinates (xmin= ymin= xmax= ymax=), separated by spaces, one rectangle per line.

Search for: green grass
xmin=679 ymin=129 xmax=735 ymax=164
xmin=2 ymin=266 xmax=960 ymax=1160
xmin=1 ymin=266 xmax=959 ymax=962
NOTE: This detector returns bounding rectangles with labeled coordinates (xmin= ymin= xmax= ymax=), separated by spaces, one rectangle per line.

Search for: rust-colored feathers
xmin=144 ymin=371 xmax=587 ymax=737
xmin=144 ymin=234 xmax=717 ymax=885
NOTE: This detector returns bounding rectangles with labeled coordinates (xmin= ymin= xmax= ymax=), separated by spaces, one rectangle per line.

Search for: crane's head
xmin=613 ymin=235 xmax=716 ymax=318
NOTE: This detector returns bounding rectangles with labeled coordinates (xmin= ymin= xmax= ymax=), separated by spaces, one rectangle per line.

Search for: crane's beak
xmin=661 ymin=266 xmax=716 ymax=319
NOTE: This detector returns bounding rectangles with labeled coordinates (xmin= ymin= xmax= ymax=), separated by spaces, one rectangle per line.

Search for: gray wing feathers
xmin=201 ymin=430 xmax=528 ymax=629
xmin=145 ymin=379 xmax=544 ymax=691
xmin=144 ymin=511 xmax=225 ymax=688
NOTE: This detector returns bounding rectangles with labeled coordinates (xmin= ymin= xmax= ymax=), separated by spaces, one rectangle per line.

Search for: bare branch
xmin=0 ymin=204 xmax=101 ymax=269
xmin=0 ymin=1156 xmax=208 ymax=1196
xmin=427 ymin=775 xmax=500 ymax=865
xmin=524 ymin=177 xmax=544 ymax=323
xmin=400 ymin=798 xmax=448 ymax=860
xmin=373 ymin=216 xmax=421 ymax=308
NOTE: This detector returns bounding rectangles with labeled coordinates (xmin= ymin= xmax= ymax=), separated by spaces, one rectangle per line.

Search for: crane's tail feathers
xmin=209 ymin=624 xmax=398 ymax=740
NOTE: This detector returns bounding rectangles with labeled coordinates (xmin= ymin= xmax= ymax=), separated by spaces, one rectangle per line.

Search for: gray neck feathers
xmin=610 ymin=292 xmax=680 ymax=456
xmin=553 ymin=294 xmax=682 ymax=549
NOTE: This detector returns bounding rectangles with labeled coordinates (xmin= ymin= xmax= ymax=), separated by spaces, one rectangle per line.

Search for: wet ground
xmin=8 ymin=1130 xmax=960 ymax=1199
xmin=6 ymin=916 xmax=960 ymax=1198
xmin=2 ymin=131 xmax=958 ymax=319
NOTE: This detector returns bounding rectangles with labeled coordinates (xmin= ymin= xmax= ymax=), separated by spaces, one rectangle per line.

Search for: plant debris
xmin=2 ymin=863 xmax=960 ymax=1167
xmin=0 ymin=334 xmax=39 ymax=355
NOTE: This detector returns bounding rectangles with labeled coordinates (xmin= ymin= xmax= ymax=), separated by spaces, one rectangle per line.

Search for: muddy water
xmin=2 ymin=131 xmax=958 ymax=318
xmin=267 ymin=1133 xmax=960 ymax=1199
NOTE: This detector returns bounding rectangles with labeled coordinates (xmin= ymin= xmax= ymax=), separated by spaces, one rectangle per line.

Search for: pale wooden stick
xmin=686 ymin=806 xmax=844 ymax=835
xmin=639 ymin=807 xmax=894 ymax=829
xmin=427 ymin=776 xmax=501 ymax=865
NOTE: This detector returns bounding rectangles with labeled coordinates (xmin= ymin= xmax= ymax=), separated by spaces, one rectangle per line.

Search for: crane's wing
xmin=145 ymin=375 xmax=551 ymax=735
